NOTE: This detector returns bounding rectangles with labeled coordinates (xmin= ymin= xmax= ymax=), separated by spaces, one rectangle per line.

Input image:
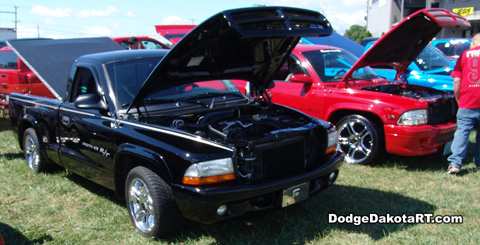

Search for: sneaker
xmin=447 ymin=165 xmax=460 ymax=174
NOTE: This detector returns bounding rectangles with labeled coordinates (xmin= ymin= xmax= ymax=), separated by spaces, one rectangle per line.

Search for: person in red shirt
xmin=447 ymin=33 xmax=480 ymax=174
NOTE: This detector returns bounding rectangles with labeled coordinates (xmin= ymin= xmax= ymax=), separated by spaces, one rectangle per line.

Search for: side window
xmin=434 ymin=43 xmax=452 ymax=57
xmin=273 ymin=56 xmax=305 ymax=82
xmin=119 ymin=41 xmax=129 ymax=49
xmin=0 ymin=51 xmax=18 ymax=69
xmin=141 ymin=40 xmax=165 ymax=49
xmin=70 ymin=68 xmax=97 ymax=102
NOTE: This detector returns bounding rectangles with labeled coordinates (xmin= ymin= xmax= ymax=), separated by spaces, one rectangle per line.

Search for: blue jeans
xmin=448 ymin=108 xmax=480 ymax=169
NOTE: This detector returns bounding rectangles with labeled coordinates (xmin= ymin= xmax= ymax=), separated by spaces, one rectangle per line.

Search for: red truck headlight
xmin=397 ymin=109 xmax=427 ymax=126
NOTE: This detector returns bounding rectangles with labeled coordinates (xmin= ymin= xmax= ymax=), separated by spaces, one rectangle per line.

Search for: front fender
xmin=113 ymin=143 xmax=173 ymax=198
xmin=323 ymin=89 xmax=428 ymax=124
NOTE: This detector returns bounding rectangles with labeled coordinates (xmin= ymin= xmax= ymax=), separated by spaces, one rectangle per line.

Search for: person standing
xmin=128 ymin=36 xmax=141 ymax=50
xmin=447 ymin=33 xmax=480 ymax=174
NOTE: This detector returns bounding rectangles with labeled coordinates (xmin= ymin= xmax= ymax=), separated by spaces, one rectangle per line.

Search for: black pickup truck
xmin=8 ymin=7 xmax=343 ymax=238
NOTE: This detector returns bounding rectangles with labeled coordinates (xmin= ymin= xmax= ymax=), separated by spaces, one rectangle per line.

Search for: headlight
xmin=327 ymin=128 xmax=337 ymax=148
xmin=183 ymin=158 xmax=235 ymax=185
xmin=397 ymin=109 xmax=427 ymax=126
xmin=326 ymin=127 xmax=338 ymax=154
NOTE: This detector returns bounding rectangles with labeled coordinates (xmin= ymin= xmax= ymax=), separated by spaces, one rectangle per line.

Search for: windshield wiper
xmin=184 ymin=92 xmax=243 ymax=100
xmin=142 ymin=92 xmax=245 ymax=109
xmin=144 ymin=97 xmax=209 ymax=108
xmin=359 ymin=74 xmax=381 ymax=79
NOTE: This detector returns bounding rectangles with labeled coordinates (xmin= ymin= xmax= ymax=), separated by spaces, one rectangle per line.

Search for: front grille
xmin=428 ymin=98 xmax=457 ymax=125
xmin=434 ymin=132 xmax=454 ymax=144
xmin=237 ymin=136 xmax=307 ymax=183
xmin=258 ymin=137 xmax=305 ymax=179
xmin=236 ymin=125 xmax=328 ymax=184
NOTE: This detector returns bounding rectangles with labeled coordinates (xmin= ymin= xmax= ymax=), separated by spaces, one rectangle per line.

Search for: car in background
xmin=261 ymin=43 xmax=457 ymax=165
xmin=431 ymin=38 xmax=470 ymax=60
xmin=0 ymin=46 xmax=54 ymax=119
xmin=111 ymin=36 xmax=170 ymax=49
xmin=364 ymin=42 xmax=455 ymax=91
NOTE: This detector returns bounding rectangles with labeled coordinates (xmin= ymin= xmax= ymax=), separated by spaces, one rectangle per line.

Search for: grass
xmin=1 ymin=120 xmax=479 ymax=244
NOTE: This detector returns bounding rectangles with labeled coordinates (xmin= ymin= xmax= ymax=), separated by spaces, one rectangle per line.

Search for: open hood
xmin=155 ymin=25 xmax=196 ymax=45
xmin=7 ymin=37 xmax=123 ymax=100
xmin=342 ymin=8 xmax=470 ymax=84
xmin=129 ymin=6 xmax=333 ymax=110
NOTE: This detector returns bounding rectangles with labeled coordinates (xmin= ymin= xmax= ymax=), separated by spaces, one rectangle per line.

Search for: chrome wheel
xmin=125 ymin=166 xmax=184 ymax=238
xmin=128 ymin=177 xmax=155 ymax=233
xmin=337 ymin=115 xmax=381 ymax=165
xmin=24 ymin=134 xmax=40 ymax=171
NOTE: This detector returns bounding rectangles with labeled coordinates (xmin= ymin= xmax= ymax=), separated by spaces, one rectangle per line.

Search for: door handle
xmin=62 ymin=116 xmax=70 ymax=125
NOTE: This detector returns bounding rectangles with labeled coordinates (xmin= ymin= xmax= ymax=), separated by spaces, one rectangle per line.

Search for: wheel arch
xmin=328 ymin=109 xmax=386 ymax=148
xmin=16 ymin=115 xmax=40 ymax=150
xmin=113 ymin=143 xmax=173 ymax=199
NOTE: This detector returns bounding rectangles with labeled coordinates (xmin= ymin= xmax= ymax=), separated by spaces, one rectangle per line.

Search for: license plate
xmin=281 ymin=182 xmax=309 ymax=207
xmin=443 ymin=141 xmax=452 ymax=155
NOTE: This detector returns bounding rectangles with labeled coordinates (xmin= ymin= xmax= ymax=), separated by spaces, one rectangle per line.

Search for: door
xmin=58 ymin=66 xmax=116 ymax=187
xmin=270 ymin=55 xmax=326 ymax=119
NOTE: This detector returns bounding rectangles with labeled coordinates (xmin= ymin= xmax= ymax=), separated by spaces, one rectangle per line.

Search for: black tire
xmin=125 ymin=166 xmax=184 ymax=238
xmin=336 ymin=114 xmax=383 ymax=165
xmin=23 ymin=127 xmax=52 ymax=173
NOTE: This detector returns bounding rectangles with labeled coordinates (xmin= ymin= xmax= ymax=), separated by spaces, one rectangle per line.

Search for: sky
xmin=0 ymin=0 xmax=367 ymax=44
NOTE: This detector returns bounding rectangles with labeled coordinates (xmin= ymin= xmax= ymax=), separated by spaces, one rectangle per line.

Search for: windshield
xmin=434 ymin=41 xmax=470 ymax=58
xmin=414 ymin=44 xmax=451 ymax=71
xmin=105 ymin=56 xmax=164 ymax=107
xmin=302 ymin=49 xmax=380 ymax=82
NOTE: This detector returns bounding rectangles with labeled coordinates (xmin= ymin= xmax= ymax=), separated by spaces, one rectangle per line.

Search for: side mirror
xmin=74 ymin=93 xmax=108 ymax=111
xmin=289 ymin=74 xmax=313 ymax=84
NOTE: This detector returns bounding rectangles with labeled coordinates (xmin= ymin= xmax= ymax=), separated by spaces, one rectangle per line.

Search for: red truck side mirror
xmin=289 ymin=74 xmax=313 ymax=84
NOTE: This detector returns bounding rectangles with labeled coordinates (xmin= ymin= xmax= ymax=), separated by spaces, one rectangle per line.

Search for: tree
xmin=344 ymin=25 xmax=372 ymax=43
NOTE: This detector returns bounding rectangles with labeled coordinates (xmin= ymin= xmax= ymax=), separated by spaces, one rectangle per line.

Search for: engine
xmin=165 ymin=107 xmax=309 ymax=146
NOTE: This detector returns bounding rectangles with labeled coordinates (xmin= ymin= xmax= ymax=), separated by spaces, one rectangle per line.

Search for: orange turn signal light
xmin=182 ymin=173 xmax=235 ymax=186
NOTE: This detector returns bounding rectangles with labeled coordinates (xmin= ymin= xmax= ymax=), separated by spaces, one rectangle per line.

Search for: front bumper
xmin=384 ymin=122 xmax=456 ymax=156
xmin=171 ymin=151 xmax=343 ymax=224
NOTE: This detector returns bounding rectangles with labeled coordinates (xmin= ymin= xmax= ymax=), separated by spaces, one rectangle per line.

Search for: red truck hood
xmin=342 ymin=8 xmax=470 ymax=84
xmin=154 ymin=25 xmax=196 ymax=45
xmin=130 ymin=6 xmax=333 ymax=109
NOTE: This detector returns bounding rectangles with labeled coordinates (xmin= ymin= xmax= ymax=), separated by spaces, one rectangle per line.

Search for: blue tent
xmin=301 ymin=32 xmax=364 ymax=57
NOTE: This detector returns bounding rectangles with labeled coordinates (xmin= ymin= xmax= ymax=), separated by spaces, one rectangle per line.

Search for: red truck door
xmin=270 ymin=55 xmax=326 ymax=119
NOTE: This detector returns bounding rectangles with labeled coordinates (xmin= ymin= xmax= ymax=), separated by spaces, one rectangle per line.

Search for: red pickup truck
xmin=267 ymin=9 xmax=468 ymax=164
xmin=0 ymin=46 xmax=54 ymax=118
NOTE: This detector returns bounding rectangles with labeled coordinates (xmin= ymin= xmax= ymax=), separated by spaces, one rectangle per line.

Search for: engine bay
xmin=360 ymin=84 xmax=454 ymax=100
xmin=147 ymin=104 xmax=316 ymax=146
